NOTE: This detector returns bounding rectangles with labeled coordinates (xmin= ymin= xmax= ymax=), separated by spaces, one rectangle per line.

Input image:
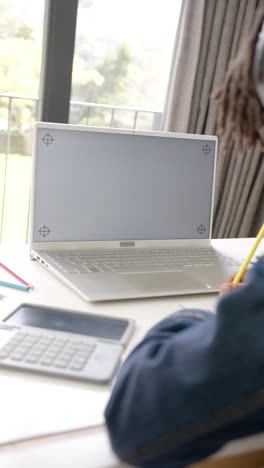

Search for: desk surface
xmin=0 ymin=238 xmax=263 ymax=468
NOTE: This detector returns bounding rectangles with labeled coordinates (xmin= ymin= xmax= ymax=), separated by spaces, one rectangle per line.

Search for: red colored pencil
xmin=0 ymin=262 xmax=32 ymax=288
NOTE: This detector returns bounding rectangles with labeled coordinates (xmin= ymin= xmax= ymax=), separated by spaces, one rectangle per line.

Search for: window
xmin=70 ymin=0 xmax=182 ymax=130
xmin=0 ymin=0 xmax=45 ymax=242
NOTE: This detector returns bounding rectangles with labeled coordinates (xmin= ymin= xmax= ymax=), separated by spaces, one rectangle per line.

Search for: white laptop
xmin=30 ymin=122 xmax=242 ymax=301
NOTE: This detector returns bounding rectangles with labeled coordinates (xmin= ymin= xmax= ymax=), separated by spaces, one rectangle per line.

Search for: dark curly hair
xmin=212 ymin=6 xmax=264 ymax=150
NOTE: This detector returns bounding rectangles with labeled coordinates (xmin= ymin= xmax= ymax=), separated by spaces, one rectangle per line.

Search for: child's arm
xmin=105 ymin=257 xmax=264 ymax=468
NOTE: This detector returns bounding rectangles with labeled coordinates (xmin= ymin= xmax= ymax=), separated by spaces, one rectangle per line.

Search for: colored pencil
xmin=0 ymin=280 xmax=29 ymax=292
xmin=233 ymin=223 xmax=264 ymax=283
xmin=0 ymin=261 xmax=31 ymax=287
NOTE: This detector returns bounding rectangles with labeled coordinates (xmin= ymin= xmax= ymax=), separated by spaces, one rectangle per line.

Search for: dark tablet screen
xmin=4 ymin=304 xmax=129 ymax=340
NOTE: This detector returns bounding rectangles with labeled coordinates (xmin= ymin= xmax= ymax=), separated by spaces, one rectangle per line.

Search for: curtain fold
xmin=162 ymin=0 xmax=264 ymax=238
xmin=162 ymin=0 xmax=205 ymax=133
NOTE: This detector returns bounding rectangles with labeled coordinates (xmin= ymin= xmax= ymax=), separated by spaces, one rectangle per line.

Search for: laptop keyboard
xmin=45 ymin=248 xmax=242 ymax=274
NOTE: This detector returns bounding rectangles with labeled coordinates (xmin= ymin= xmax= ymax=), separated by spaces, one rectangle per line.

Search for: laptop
xmin=30 ymin=122 xmax=242 ymax=301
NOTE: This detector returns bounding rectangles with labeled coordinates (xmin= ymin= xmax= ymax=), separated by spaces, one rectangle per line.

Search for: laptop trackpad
xmin=190 ymin=266 xmax=238 ymax=289
xmin=120 ymin=271 xmax=203 ymax=293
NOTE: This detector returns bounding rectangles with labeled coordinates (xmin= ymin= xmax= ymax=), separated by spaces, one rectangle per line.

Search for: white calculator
xmin=0 ymin=303 xmax=135 ymax=383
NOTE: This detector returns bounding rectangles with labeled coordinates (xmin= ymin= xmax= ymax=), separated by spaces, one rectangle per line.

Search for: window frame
xmin=38 ymin=0 xmax=78 ymax=123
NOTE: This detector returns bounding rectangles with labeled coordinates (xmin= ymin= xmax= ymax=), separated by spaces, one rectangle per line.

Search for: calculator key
xmin=25 ymin=335 xmax=39 ymax=344
xmin=30 ymin=349 xmax=42 ymax=356
xmin=60 ymin=351 xmax=74 ymax=361
xmin=31 ymin=350 xmax=43 ymax=357
xmin=39 ymin=337 xmax=53 ymax=345
xmin=70 ymin=361 xmax=86 ymax=371
xmin=43 ymin=354 xmax=57 ymax=362
xmin=9 ymin=336 xmax=24 ymax=346
xmin=42 ymin=350 xmax=57 ymax=359
xmin=78 ymin=349 xmax=91 ymax=357
xmin=75 ymin=352 xmax=91 ymax=361
xmin=83 ymin=346 xmax=95 ymax=355
xmin=19 ymin=342 xmax=32 ymax=350
xmin=34 ymin=344 xmax=48 ymax=353
xmin=0 ymin=344 xmax=15 ymax=355
xmin=11 ymin=352 xmax=25 ymax=361
xmin=54 ymin=339 xmax=68 ymax=346
xmin=75 ymin=344 xmax=88 ymax=352
xmin=14 ymin=346 xmax=30 ymax=355
xmin=55 ymin=358 xmax=69 ymax=368
xmin=69 ymin=340 xmax=84 ymax=348
xmin=72 ymin=357 xmax=87 ymax=366
xmin=44 ymin=352 xmax=58 ymax=360
xmin=0 ymin=348 xmax=12 ymax=359
xmin=49 ymin=345 xmax=63 ymax=353
xmin=80 ymin=344 xmax=95 ymax=354
xmin=15 ymin=332 xmax=28 ymax=340
xmin=64 ymin=347 xmax=76 ymax=354
xmin=62 ymin=345 xmax=75 ymax=354
xmin=70 ymin=353 xmax=89 ymax=368
xmin=40 ymin=357 xmax=55 ymax=366
xmin=25 ymin=354 xmax=41 ymax=363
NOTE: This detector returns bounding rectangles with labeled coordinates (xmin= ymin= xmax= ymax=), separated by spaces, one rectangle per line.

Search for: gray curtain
xmin=162 ymin=0 xmax=264 ymax=237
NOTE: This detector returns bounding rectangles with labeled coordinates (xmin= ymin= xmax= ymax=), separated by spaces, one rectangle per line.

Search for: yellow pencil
xmin=233 ymin=223 xmax=264 ymax=283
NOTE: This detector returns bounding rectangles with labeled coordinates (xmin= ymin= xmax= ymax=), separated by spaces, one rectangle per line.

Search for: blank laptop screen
xmin=33 ymin=128 xmax=216 ymax=242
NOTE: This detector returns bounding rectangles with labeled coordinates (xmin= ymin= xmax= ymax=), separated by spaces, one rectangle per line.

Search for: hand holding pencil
xmin=219 ymin=272 xmax=246 ymax=296
xmin=220 ymin=224 xmax=264 ymax=297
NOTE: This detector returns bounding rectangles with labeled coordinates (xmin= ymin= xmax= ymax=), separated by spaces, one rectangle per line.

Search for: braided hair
xmin=212 ymin=7 xmax=264 ymax=150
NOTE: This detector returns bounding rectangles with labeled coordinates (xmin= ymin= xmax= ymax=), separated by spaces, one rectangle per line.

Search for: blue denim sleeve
xmin=105 ymin=257 xmax=264 ymax=468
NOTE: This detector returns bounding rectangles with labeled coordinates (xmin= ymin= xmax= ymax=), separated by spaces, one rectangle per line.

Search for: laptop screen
xmin=33 ymin=127 xmax=216 ymax=242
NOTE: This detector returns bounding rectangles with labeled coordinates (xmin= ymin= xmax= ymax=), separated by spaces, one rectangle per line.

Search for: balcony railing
xmin=0 ymin=93 xmax=163 ymax=243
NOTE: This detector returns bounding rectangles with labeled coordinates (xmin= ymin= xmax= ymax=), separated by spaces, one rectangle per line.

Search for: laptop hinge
xmin=120 ymin=241 xmax=135 ymax=247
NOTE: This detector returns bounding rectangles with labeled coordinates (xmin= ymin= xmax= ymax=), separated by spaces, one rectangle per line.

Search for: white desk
xmin=0 ymin=238 xmax=263 ymax=468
